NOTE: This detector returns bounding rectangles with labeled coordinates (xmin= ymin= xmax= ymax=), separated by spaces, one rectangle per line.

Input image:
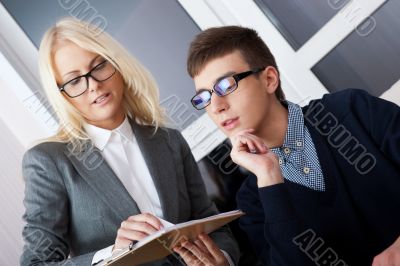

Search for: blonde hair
xmin=39 ymin=17 xmax=166 ymax=153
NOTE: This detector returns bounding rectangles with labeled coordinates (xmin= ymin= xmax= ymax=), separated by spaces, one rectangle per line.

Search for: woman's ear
xmin=261 ymin=66 xmax=280 ymax=95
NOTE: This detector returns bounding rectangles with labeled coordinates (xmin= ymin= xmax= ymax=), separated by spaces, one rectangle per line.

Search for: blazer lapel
xmin=65 ymin=141 xmax=140 ymax=221
xmin=131 ymin=120 xmax=180 ymax=223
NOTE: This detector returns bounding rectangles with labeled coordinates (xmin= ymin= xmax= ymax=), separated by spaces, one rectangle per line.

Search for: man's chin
xmin=222 ymin=127 xmax=241 ymax=138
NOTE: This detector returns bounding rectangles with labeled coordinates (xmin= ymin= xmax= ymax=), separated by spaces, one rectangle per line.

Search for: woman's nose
xmin=88 ymin=76 xmax=102 ymax=92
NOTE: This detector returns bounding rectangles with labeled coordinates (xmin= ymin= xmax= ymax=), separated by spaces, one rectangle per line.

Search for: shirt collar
xmin=279 ymin=101 xmax=305 ymax=151
xmin=115 ymin=116 xmax=134 ymax=142
xmin=83 ymin=116 xmax=134 ymax=151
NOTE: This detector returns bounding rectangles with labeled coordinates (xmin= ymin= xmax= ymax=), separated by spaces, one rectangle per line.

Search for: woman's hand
xmin=174 ymin=233 xmax=229 ymax=266
xmin=230 ymin=129 xmax=284 ymax=187
xmin=113 ymin=213 xmax=162 ymax=252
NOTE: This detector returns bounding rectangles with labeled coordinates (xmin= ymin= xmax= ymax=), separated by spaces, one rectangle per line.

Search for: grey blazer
xmin=21 ymin=120 xmax=239 ymax=265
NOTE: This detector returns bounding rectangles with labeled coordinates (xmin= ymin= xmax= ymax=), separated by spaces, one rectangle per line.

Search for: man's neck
xmin=257 ymin=100 xmax=288 ymax=149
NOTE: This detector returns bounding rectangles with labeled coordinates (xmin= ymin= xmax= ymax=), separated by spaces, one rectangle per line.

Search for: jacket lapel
xmin=66 ymin=120 xmax=180 ymax=223
xmin=66 ymin=141 xmax=140 ymax=221
xmin=131 ymin=120 xmax=180 ymax=223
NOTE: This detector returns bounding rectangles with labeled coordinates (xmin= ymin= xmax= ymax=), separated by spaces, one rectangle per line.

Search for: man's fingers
xmin=233 ymin=135 xmax=256 ymax=153
xmin=231 ymin=131 xmax=267 ymax=154
xmin=198 ymin=234 xmax=222 ymax=259
xmin=174 ymin=246 xmax=200 ymax=265
xmin=242 ymin=133 xmax=268 ymax=153
xmin=194 ymin=239 xmax=209 ymax=254
xmin=182 ymin=240 xmax=211 ymax=264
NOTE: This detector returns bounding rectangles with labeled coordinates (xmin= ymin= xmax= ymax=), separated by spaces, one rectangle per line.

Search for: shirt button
xmin=296 ymin=141 xmax=302 ymax=147
xmin=284 ymin=147 xmax=291 ymax=154
xmin=303 ymin=167 xmax=310 ymax=174
xmin=279 ymin=158 xmax=283 ymax=165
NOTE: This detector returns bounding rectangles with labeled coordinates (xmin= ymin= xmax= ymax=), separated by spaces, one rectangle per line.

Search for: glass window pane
xmin=1 ymin=0 xmax=202 ymax=130
xmin=312 ymin=1 xmax=400 ymax=97
xmin=254 ymin=0 xmax=350 ymax=50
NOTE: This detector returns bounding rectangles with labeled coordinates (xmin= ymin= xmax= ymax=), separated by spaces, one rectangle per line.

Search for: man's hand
xmin=372 ymin=235 xmax=400 ymax=266
xmin=173 ymin=233 xmax=229 ymax=266
xmin=230 ymin=129 xmax=284 ymax=187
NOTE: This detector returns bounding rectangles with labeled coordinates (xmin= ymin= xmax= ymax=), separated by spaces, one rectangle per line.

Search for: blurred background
xmin=0 ymin=0 xmax=399 ymax=264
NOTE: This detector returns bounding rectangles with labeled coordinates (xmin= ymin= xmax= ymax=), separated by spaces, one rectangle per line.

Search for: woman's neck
xmin=86 ymin=110 xmax=126 ymax=130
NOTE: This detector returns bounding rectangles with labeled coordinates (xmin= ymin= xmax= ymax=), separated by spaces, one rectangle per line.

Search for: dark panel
xmin=312 ymin=1 xmax=400 ymax=97
xmin=255 ymin=0 xmax=350 ymax=50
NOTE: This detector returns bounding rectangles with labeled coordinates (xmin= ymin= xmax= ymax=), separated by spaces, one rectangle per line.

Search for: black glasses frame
xmin=191 ymin=67 xmax=265 ymax=110
xmin=58 ymin=60 xmax=116 ymax=98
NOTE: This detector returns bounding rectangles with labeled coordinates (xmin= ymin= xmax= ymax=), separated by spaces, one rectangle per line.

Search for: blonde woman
xmin=21 ymin=18 xmax=239 ymax=266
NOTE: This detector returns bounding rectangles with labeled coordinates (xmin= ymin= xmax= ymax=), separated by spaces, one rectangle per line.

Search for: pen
xmin=92 ymin=259 xmax=103 ymax=266
xmin=129 ymin=240 xmax=138 ymax=250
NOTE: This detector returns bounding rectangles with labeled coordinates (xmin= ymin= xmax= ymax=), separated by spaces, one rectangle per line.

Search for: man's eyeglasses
xmin=191 ymin=67 xmax=265 ymax=110
xmin=58 ymin=60 xmax=117 ymax=98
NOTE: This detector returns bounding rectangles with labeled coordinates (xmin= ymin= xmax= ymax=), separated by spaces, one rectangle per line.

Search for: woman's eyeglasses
xmin=58 ymin=60 xmax=117 ymax=98
xmin=191 ymin=67 xmax=265 ymax=110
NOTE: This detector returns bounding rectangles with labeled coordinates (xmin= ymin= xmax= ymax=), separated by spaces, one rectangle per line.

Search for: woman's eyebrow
xmin=62 ymin=55 xmax=101 ymax=78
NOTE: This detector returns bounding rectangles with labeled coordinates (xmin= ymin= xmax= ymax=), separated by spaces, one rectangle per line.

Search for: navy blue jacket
xmin=237 ymin=89 xmax=400 ymax=266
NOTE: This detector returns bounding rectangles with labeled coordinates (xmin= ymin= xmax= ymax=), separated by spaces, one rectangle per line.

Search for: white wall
xmin=0 ymin=117 xmax=25 ymax=265
xmin=381 ymin=79 xmax=400 ymax=106
xmin=0 ymin=51 xmax=52 ymax=265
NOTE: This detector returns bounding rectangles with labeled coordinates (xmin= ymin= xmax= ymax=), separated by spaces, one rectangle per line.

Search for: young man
xmin=187 ymin=26 xmax=400 ymax=266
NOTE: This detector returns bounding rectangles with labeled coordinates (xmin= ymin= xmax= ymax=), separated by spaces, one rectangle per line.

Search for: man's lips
xmin=221 ymin=117 xmax=239 ymax=129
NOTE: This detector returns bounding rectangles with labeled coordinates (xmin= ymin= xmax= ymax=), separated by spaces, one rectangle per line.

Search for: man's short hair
xmin=187 ymin=26 xmax=285 ymax=100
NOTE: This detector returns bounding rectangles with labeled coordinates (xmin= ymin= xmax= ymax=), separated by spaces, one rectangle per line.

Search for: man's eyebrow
xmin=196 ymin=71 xmax=236 ymax=92
xmin=62 ymin=55 xmax=101 ymax=79
xmin=214 ymin=71 xmax=236 ymax=84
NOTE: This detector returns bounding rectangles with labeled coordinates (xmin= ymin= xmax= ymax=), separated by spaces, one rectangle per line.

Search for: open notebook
xmin=97 ymin=210 xmax=244 ymax=265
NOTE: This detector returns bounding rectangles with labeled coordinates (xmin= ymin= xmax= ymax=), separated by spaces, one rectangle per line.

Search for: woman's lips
xmin=93 ymin=93 xmax=111 ymax=105
xmin=222 ymin=117 xmax=239 ymax=130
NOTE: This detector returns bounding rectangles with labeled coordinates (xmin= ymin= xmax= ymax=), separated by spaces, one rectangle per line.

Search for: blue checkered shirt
xmin=270 ymin=101 xmax=325 ymax=191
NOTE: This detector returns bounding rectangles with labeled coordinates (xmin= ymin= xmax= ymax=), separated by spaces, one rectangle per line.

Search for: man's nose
xmin=209 ymin=93 xmax=229 ymax=114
